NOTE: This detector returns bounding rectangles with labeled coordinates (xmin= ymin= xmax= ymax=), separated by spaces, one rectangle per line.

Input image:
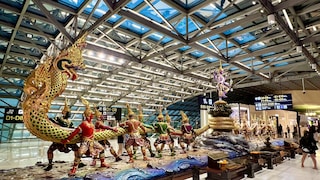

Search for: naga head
xmin=54 ymin=33 xmax=87 ymax=80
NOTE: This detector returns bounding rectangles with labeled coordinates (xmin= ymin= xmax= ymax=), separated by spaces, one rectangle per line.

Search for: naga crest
xmin=53 ymin=33 xmax=87 ymax=81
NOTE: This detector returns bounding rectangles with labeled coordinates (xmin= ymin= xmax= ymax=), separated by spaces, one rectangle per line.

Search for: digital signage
xmin=4 ymin=108 xmax=24 ymax=123
xmin=254 ymin=94 xmax=293 ymax=111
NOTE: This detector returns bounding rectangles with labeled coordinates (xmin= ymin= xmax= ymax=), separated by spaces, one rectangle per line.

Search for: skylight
xmin=58 ymin=0 xmax=85 ymax=9
xmin=140 ymin=0 xmax=179 ymax=23
xmin=84 ymin=0 xmax=109 ymax=18
xmin=120 ymin=20 xmax=150 ymax=35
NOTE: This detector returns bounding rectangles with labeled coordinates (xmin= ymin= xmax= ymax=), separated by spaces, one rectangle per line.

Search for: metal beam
xmin=258 ymin=0 xmax=319 ymax=67
xmin=189 ymin=13 xmax=262 ymax=43
xmin=0 ymin=0 xmax=30 ymax=76
xmin=274 ymin=0 xmax=308 ymax=12
xmin=0 ymin=84 xmax=23 ymax=90
xmin=33 ymin=0 xmax=74 ymax=43
xmin=231 ymin=43 xmax=292 ymax=62
xmin=118 ymin=9 xmax=187 ymax=43
xmin=188 ymin=0 xmax=215 ymax=15
xmin=296 ymin=2 xmax=320 ymax=15
xmin=81 ymin=0 xmax=132 ymax=37
xmin=302 ymin=33 xmax=320 ymax=44
xmin=161 ymin=0 xmax=187 ymax=15
xmin=144 ymin=44 xmax=187 ymax=61
xmin=189 ymin=42 xmax=228 ymax=61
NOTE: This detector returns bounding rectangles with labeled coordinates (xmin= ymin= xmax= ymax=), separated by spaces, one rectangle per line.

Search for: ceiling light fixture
xmin=267 ymin=14 xmax=276 ymax=25
xmin=296 ymin=46 xmax=302 ymax=53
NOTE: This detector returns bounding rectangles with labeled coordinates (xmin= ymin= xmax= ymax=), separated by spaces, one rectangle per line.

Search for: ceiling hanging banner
xmin=4 ymin=108 xmax=24 ymax=123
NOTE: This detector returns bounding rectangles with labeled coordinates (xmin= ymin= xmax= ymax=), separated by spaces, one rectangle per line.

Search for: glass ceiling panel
xmin=140 ymin=0 xmax=179 ymax=23
xmin=247 ymin=61 xmax=263 ymax=67
xmin=0 ymin=0 xmax=23 ymax=8
xmin=58 ymin=0 xmax=85 ymax=9
xmin=148 ymin=33 xmax=173 ymax=44
xmin=0 ymin=9 xmax=18 ymax=24
xmin=126 ymin=0 xmax=144 ymax=9
xmin=223 ymin=26 xmax=243 ymax=36
xmin=16 ymin=30 xmax=49 ymax=46
xmin=0 ymin=41 xmax=8 ymax=51
xmin=194 ymin=3 xmax=226 ymax=22
xmin=224 ymin=48 xmax=242 ymax=58
xmin=0 ymin=108 xmax=4 ymax=118
xmin=26 ymin=18 xmax=57 ymax=34
xmin=205 ymin=57 xmax=218 ymax=63
xmin=0 ymin=78 xmax=24 ymax=86
xmin=261 ymin=52 xmax=275 ymax=57
xmin=215 ymin=41 xmax=234 ymax=50
xmin=0 ymin=98 xmax=19 ymax=107
xmin=233 ymin=32 xmax=256 ymax=44
xmin=190 ymin=51 xmax=204 ymax=58
xmin=175 ymin=17 xmax=200 ymax=35
xmin=84 ymin=0 xmax=109 ymax=18
xmin=50 ymin=105 xmax=61 ymax=110
xmin=175 ymin=0 xmax=205 ymax=8
xmin=275 ymin=62 xmax=288 ymax=67
xmin=0 ymin=27 xmax=12 ymax=39
xmin=48 ymin=9 xmax=71 ymax=23
xmin=248 ymin=42 xmax=266 ymax=51
xmin=179 ymin=45 xmax=191 ymax=52
xmin=240 ymin=57 xmax=253 ymax=63
xmin=107 ymin=14 xmax=122 ymax=24
xmin=120 ymin=20 xmax=150 ymax=35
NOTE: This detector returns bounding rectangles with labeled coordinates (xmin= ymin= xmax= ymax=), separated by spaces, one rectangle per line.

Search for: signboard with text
xmin=4 ymin=108 xmax=24 ymax=123
xmin=254 ymin=94 xmax=293 ymax=111
xmin=198 ymin=96 xmax=214 ymax=106
xmin=97 ymin=106 xmax=121 ymax=121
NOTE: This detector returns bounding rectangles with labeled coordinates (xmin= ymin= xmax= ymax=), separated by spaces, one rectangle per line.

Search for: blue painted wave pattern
xmin=200 ymin=133 xmax=250 ymax=159
xmin=83 ymin=156 xmax=207 ymax=180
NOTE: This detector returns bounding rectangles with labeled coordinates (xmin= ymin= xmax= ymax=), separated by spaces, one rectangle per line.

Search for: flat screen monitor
xmin=254 ymin=94 xmax=293 ymax=111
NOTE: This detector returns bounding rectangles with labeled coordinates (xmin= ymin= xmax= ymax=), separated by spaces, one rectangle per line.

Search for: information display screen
xmin=198 ymin=96 xmax=214 ymax=106
xmin=4 ymin=108 xmax=24 ymax=123
xmin=97 ymin=106 xmax=121 ymax=121
xmin=254 ymin=94 xmax=293 ymax=111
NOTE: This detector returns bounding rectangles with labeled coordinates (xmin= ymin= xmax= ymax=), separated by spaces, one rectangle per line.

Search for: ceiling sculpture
xmin=0 ymin=0 xmax=320 ymax=126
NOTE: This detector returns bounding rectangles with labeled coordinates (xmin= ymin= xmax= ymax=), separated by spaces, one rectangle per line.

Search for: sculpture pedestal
xmin=209 ymin=117 xmax=235 ymax=131
xmin=209 ymin=100 xmax=235 ymax=132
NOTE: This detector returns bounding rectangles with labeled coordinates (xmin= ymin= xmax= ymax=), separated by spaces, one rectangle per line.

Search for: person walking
xmin=299 ymin=130 xmax=318 ymax=169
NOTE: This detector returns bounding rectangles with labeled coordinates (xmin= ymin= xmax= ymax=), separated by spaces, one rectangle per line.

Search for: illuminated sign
xmin=4 ymin=108 xmax=24 ymax=123
xmin=254 ymin=94 xmax=293 ymax=111
xmin=198 ymin=96 xmax=214 ymax=106
xmin=97 ymin=106 xmax=121 ymax=120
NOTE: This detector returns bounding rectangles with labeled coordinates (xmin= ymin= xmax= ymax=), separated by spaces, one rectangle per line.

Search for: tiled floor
xmin=0 ymin=139 xmax=320 ymax=179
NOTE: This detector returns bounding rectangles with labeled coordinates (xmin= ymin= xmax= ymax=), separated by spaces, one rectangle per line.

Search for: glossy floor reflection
xmin=0 ymin=140 xmax=320 ymax=180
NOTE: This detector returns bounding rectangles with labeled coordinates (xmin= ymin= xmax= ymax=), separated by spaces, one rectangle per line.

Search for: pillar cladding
xmin=208 ymin=100 xmax=235 ymax=131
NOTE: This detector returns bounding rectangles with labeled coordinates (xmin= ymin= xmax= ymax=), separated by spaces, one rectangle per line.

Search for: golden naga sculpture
xmin=21 ymin=32 xmax=209 ymax=144
xmin=22 ymin=33 xmax=125 ymax=143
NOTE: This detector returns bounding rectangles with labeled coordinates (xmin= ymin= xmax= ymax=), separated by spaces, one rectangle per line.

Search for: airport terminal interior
xmin=0 ymin=0 xmax=320 ymax=179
